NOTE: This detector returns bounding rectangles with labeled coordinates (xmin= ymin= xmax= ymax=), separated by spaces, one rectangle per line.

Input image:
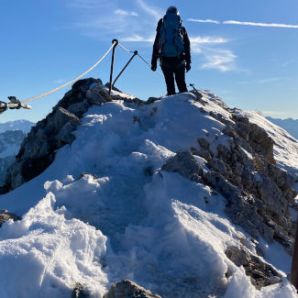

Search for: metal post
xmin=291 ymin=220 xmax=298 ymax=290
xmin=109 ymin=39 xmax=119 ymax=95
xmin=112 ymin=51 xmax=138 ymax=88
xmin=0 ymin=101 xmax=7 ymax=114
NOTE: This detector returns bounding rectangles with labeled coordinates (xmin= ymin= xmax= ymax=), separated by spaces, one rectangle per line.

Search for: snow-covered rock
xmin=104 ymin=280 xmax=161 ymax=298
xmin=0 ymin=79 xmax=297 ymax=297
xmin=1 ymin=78 xmax=111 ymax=192
xmin=0 ymin=210 xmax=21 ymax=227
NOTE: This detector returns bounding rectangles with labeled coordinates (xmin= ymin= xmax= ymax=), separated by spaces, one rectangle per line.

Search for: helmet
xmin=166 ymin=6 xmax=179 ymax=15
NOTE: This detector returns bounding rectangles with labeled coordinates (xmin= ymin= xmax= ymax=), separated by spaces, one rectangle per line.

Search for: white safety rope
xmin=21 ymin=42 xmax=116 ymax=104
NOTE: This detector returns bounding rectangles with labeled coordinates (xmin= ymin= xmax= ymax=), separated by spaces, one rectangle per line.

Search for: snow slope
xmin=0 ymin=91 xmax=297 ymax=297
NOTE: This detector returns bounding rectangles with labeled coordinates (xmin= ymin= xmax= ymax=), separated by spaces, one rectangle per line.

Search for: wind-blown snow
xmin=0 ymin=92 xmax=297 ymax=297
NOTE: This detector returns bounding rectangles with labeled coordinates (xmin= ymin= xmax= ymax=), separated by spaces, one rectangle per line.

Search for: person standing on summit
xmin=151 ymin=6 xmax=191 ymax=96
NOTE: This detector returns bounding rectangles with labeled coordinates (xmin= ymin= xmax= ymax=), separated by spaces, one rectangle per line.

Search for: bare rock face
xmin=162 ymin=151 xmax=204 ymax=183
xmin=71 ymin=282 xmax=90 ymax=298
xmin=225 ymin=246 xmax=282 ymax=289
xmin=163 ymin=111 xmax=297 ymax=253
xmin=0 ymin=78 xmax=111 ymax=193
xmin=104 ymin=280 xmax=161 ymax=298
xmin=0 ymin=210 xmax=21 ymax=227
xmin=162 ymin=110 xmax=297 ymax=289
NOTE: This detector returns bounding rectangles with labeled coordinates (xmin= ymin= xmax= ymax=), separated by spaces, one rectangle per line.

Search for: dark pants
xmin=161 ymin=57 xmax=188 ymax=96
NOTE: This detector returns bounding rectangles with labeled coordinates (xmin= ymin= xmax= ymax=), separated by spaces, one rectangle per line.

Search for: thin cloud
xmin=122 ymin=34 xmax=154 ymax=43
xmin=223 ymin=20 xmax=298 ymax=29
xmin=191 ymin=36 xmax=229 ymax=57
xmin=201 ymin=49 xmax=237 ymax=72
xmin=67 ymin=0 xmax=142 ymax=40
xmin=66 ymin=0 xmax=159 ymax=41
xmin=189 ymin=36 xmax=237 ymax=72
xmin=136 ymin=0 xmax=162 ymax=21
xmin=188 ymin=18 xmax=298 ymax=29
xmin=190 ymin=36 xmax=228 ymax=45
xmin=188 ymin=18 xmax=220 ymax=25
xmin=114 ymin=9 xmax=138 ymax=17
xmin=67 ymin=1 xmax=238 ymax=73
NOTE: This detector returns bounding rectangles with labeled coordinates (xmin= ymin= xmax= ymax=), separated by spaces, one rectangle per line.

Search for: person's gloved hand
xmin=151 ymin=61 xmax=157 ymax=72
xmin=186 ymin=62 xmax=191 ymax=72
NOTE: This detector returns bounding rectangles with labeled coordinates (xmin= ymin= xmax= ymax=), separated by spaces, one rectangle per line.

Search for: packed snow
xmin=0 ymin=92 xmax=297 ymax=297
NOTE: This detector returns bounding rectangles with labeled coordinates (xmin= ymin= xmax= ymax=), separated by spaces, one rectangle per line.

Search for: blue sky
xmin=1 ymin=0 xmax=298 ymax=122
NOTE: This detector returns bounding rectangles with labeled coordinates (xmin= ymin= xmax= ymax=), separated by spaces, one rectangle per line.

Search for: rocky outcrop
xmin=104 ymin=280 xmax=161 ymax=298
xmin=162 ymin=110 xmax=297 ymax=253
xmin=0 ymin=79 xmax=114 ymax=193
xmin=225 ymin=246 xmax=282 ymax=289
xmin=71 ymin=282 xmax=90 ymax=298
xmin=0 ymin=79 xmax=145 ymax=194
xmin=162 ymin=151 xmax=204 ymax=183
xmin=0 ymin=210 xmax=21 ymax=227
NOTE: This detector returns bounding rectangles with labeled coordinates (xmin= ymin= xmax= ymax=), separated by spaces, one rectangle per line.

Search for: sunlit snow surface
xmin=0 ymin=92 xmax=297 ymax=297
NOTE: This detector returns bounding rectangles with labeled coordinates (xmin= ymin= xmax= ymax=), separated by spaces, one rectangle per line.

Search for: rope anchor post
xmin=112 ymin=50 xmax=138 ymax=88
xmin=109 ymin=39 xmax=119 ymax=95
xmin=0 ymin=96 xmax=32 ymax=114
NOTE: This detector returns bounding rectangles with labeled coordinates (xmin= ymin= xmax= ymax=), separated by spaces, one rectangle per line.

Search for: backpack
xmin=158 ymin=14 xmax=185 ymax=57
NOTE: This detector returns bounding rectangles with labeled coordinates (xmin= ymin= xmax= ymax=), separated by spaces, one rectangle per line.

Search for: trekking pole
xmin=291 ymin=220 xmax=298 ymax=290
xmin=189 ymin=83 xmax=203 ymax=101
xmin=112 ymin=51 xmax=138 ymax=88
xmin=189 ymin=83 xmax=198 ymax=93
xmin=109 ymin=39 xmax=119 ymax=95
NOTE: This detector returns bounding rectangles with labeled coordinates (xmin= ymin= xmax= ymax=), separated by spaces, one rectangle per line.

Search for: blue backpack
xmin=159 ymin=14 xmax=185 ymax=57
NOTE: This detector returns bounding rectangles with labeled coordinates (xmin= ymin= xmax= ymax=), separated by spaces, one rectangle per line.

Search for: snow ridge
xmin=0 ymin=81 xmax=297 ymax=297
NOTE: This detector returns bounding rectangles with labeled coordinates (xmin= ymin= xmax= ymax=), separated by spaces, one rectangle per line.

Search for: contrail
xmin=223 ymin=20 xmax=298 ymax=29
xmin=188 ymin=18 xmax=298 ymax=29
xmin=188 ymin=18 xmax=220 ymax=25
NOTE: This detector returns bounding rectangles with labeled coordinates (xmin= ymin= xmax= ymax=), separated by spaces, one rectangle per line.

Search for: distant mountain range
xmin=0 ymin=120 xmax=34 ymax=134
xmin=267 ymin=117 xmax=298 ymax=140
xmin=0 ymin=130 xmax=27 ymax=185
xmin=0 ymin=120 xmax=34 ymax=185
